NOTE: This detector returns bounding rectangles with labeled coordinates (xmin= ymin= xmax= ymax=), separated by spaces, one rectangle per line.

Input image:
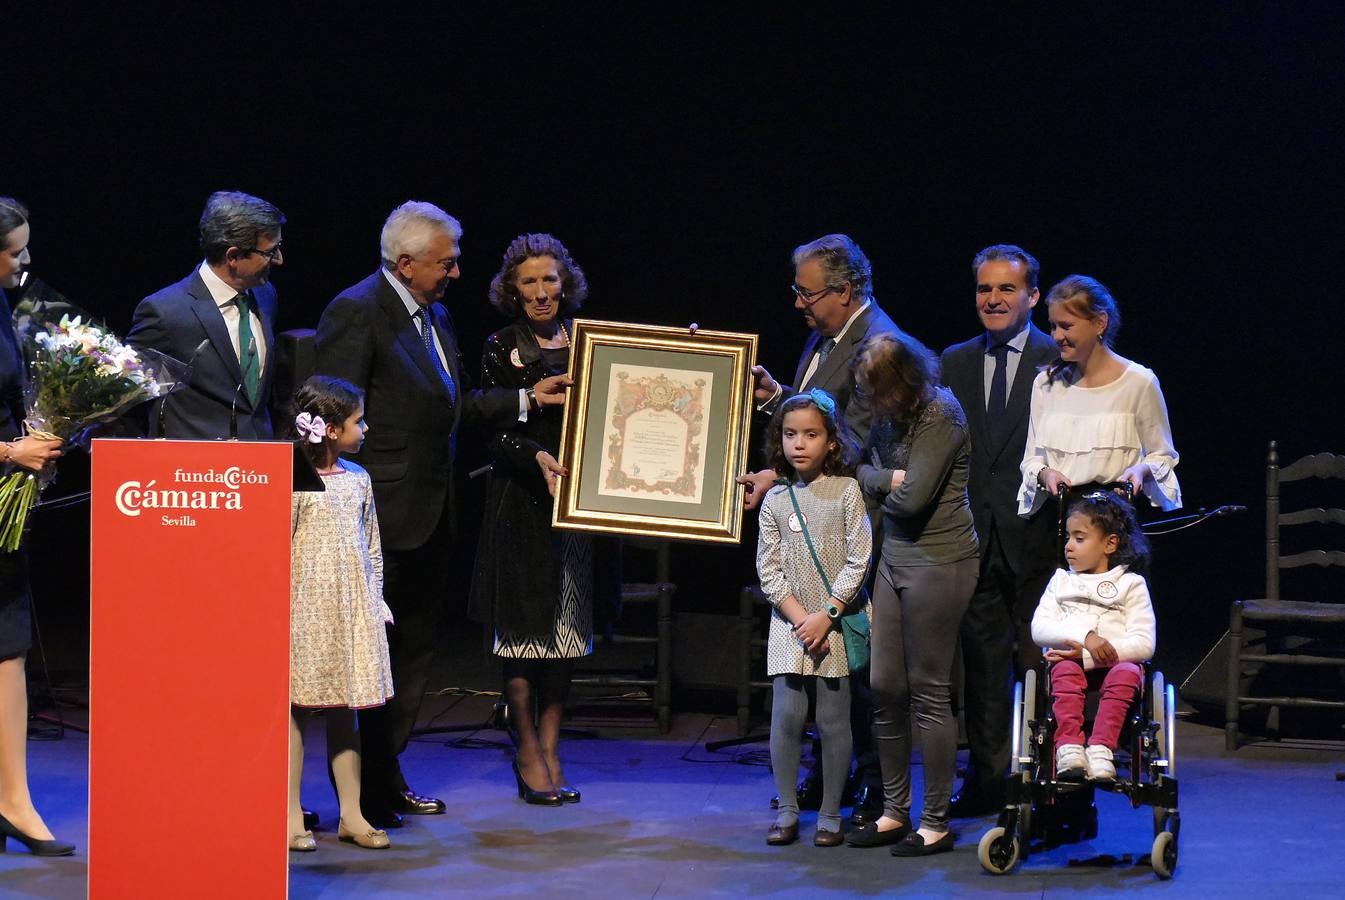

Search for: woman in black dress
xmin=469 ymin=233 xmax=594 ymax=805
xmin=0 ymin=198 xmax=69 ymax=856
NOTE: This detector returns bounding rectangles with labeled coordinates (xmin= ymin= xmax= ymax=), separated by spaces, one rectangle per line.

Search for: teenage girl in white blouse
xmin=1019 ymin=275 xmax=1181 ymax=517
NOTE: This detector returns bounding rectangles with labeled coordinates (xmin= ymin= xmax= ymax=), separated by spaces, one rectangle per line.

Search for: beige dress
xmin=290 ymin=461 xmax=394 ymax=708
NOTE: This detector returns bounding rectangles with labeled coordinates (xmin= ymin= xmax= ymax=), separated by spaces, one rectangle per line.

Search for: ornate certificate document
xmin=598 ymin=364 xmax=711 ymax=504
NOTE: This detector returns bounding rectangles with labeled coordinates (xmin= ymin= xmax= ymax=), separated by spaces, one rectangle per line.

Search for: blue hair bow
xmin=808 ymin=388 xmax=836 ymax=415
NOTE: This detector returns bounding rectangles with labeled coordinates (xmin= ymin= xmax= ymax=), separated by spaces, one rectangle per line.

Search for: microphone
xmin=156 ymin=338 xmax=211 ymax=438
xmin=229 ymin=338 xmax=256 ymax=441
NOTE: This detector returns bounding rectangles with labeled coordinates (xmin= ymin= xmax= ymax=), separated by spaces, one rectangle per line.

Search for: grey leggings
xmin=771 ymin=674 xmax=852 ymax=831
xmin=870 ymin=557 xmax=978 ymax=830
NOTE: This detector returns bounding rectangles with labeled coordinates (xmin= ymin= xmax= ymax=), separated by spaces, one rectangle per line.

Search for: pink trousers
xmin=1049 ymin=660 xmax=1143 ymax=750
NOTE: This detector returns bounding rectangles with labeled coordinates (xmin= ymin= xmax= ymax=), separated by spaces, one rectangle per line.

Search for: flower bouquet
xmin=0 ymin=313 xmax=185 ymax=550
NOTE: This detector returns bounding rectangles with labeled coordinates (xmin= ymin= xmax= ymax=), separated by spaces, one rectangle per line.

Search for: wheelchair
xmin=976 ymin=662 xmax=1181 ymax=879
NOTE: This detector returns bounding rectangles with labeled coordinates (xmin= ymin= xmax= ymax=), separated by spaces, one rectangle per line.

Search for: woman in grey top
xmin=845 ymin=333 xmax=980 ymax=857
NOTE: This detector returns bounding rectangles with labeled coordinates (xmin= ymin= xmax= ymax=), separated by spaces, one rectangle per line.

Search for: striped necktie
xmin=416 ymin=307 xmax=457 ymax=404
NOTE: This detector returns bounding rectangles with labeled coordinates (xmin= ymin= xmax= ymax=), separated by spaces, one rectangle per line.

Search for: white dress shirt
xmin=198 ymin=261 xmax=267 ymax=373
xmin=800 ymin=299 xmax=871 ymax=389
xmin=982 ymin=324 xmax=1031 ymax=408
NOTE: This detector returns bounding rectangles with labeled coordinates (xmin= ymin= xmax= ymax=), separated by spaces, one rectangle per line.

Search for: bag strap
xmin=780 ymin=479 xmax=833 ymax=598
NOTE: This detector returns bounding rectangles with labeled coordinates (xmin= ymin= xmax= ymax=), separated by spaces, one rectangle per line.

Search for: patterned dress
xmin=757 ymin=475 xmax=873 ymax=678
xmin=469 ymin=323 xmax=594 ymax=660
xmin=290 ymin=461 xmax=394 ymax=708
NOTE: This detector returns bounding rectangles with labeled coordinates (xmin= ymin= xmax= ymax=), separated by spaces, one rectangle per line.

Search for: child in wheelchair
xmin=1030 ymin=491 xmax=1155 ymax=783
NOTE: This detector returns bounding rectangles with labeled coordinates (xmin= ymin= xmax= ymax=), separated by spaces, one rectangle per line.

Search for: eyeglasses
xmin=245 ymin=242 xmax=284 ymax=262
xmin=791 ymin=283 xmax=838 ymax=305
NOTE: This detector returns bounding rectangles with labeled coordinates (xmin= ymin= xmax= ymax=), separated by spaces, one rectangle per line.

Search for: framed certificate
xmin=554 ymin=319 xmax=758 ymax=543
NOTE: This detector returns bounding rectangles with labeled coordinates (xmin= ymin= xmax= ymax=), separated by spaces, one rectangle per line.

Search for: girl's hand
xmin=890 ymin=469 xmax=906 ymax=491
xmin=6 ymin=436 xmax=63 ymax=473
xmin=534 ymin=451 xmax=567 ymax=497
xmin=794 ymin=611 xmax=832 ymax=653
xmin=1118 ymin=463 xmax=1149 ymax=498
xmin=1044 ymin=641 xmax=1084 ymax=663
xmin=1083 ymin=631 xmax=1119 ymax=666
xmin=1039 ymin=467 xmax=1070 ymax=496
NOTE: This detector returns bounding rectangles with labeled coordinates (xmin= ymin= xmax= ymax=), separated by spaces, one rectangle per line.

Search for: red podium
xmin=89 ymin=439 xmax=293 ymax=898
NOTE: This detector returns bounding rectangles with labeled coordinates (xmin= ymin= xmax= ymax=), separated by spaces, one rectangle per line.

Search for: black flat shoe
xmin=766 ymin=823 xmax=799 ymax=845
xmin=891 ymin=831 xmax=954 ymax=857
xmin=513 ymin=760 xmax=562 ymax=806
xmin=556 ymin=784 xmax=581 ymax=803
xmin=302 ymin=807 xmax=320 ymax=831
xmin=844 ymin=820 xmax=909 ymax=847
xmin=0 ymin=812 xmax=75 ymax=857
xmin=395 ymin=789 xmax=446 ymax=815
xmin=796 ymin=776 xmax=822 ymax=812
xmin=948 ymin=787 xmax=1003 ymax=818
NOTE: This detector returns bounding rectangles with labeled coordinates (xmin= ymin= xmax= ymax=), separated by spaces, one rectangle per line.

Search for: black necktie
xmin=986 ymin=342 xmax=1010 ymax=443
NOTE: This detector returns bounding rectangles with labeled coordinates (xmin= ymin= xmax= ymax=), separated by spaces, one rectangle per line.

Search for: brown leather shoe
xmin=814 ymin=828 xmax=844 ymax=847
xmin=766 ymin=823 xmax=799 ymax=846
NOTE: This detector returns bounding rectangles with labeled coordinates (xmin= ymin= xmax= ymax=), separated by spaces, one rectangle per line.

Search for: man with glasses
xmin=739 ymin=233 xmax=904 ymax=827
xmin=129 ymin=190 xmax=285 ymax=439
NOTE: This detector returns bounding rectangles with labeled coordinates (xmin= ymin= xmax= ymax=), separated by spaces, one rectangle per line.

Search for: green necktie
xmin=235 ymin=292 xmax=260 ymax=405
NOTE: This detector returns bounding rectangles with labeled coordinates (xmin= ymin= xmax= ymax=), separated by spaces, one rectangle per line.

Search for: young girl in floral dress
xmin=287 ymin=376 xmax=394 ymax=852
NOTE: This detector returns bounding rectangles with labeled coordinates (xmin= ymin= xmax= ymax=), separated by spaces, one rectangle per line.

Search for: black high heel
xmin=555 ymin=784 xmax=581 ymax=804
xmin=0 ymin=812 xmax=75 ymax=857
xmin=512 ymin=760 xmax=562 ymax=806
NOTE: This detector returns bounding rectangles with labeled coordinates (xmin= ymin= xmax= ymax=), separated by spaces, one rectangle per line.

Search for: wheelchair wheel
xmin=1151 ymin=830 xmax=1178 ymax=879
xmin=977 ymin=826 xmax=1021 ymax=875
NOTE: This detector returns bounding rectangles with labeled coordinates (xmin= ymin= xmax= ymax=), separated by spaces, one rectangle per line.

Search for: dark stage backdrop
xmin=8 ymin=7 xmax=1343 ymax=685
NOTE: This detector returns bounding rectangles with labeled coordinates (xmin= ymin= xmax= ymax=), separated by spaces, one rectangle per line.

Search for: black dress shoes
xmin=848 ymin=785 xmax=883 ymax=827
xmin=364 ymin=807 xmax=405 ymax=829
xmin=891 ymin=830 xmax=955 ymax=857
xmin=766 ymin=822 xmax=799 ymax=845
xmin=796 ymin=775 xmax=823 ymax=812
xmin=394 ymin=788 xmax=446 ymax=815
xmin=302 ymin=807 xmax=320 ymax=832
xmin=948 ymin=784 xmax=1004 ymax=818
xmin=844 ymin=820 xmax=910 ymax=847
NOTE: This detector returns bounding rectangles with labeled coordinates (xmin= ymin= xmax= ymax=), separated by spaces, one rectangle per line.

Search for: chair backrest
xmin=1266 ymin=440 xmax=1345 ymax=599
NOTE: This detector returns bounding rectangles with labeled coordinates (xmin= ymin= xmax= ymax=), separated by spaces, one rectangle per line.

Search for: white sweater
xmin=1030 ymin=566 xmax=1156 ymax=670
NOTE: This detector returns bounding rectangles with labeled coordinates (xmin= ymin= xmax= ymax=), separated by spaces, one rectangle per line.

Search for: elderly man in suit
xmin=940 ymin=244 xmax=1058 ymax=817
xmin=740 ymin=233 xmax=903 ymax=825
xmin=129 ymin=191 xmax=284 ymax=439
xmin=315 ymin=201 xmax=567 ymax=828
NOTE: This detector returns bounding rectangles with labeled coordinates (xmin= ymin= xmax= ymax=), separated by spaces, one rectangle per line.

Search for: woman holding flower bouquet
xmin=0 ymin=197 xmax=71 ymax=857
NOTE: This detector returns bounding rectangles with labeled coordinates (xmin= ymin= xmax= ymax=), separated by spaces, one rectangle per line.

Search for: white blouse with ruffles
xmin=1018 ymin=361 xmax=1181 ymax=516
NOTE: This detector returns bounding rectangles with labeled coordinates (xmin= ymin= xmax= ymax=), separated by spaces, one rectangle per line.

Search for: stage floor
xmin=11 ymin=695 xmax=1345 ymax=899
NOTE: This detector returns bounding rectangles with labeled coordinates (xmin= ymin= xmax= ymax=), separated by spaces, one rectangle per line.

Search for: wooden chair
xmin=1225 ymin=441 xmax=1345 ymax=749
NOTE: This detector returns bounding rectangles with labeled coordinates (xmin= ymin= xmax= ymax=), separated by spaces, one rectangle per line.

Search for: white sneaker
xmin=1086 ymin=745 xmax=1116 ymax=782
xmin=1055 ymin=744 xmax=1086 ymax=780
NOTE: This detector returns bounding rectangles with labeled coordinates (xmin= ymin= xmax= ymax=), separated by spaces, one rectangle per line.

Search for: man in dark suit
xmin=740 ymin=234 xmax=903 ymax=825
xmin=315 ymin=201 xmax=567 ymax=828
xmin=940 ymin=244 xmax=1058 ymax=816
xmin=129 ymin=191 xmax=284 ymax=439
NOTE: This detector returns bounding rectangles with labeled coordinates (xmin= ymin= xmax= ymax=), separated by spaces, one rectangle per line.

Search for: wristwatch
xmin=825 ymin=602 xmax=842 ymax=620
xmin=525 ymin=387 xmax=538 ymax=411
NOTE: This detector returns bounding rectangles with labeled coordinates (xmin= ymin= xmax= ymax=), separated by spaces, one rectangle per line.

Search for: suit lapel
xmin=987 ymin=324 xmax=1054 ymax=460
xmin=810 ymin=305 xmax=870 ymax=391
xmin=376 ymin=277 xmax=452 ymax=401
xmin=187 ymin=272 xmax=245 ymax=390
xmin=962 ymin=334 xmax=993 ymax=457
xmin=792 ymin=330 xmax=821 ymax=390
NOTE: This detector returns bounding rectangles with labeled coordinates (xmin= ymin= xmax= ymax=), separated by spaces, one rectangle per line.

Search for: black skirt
xmin=0 ymin=549 xmax=32 ymax=660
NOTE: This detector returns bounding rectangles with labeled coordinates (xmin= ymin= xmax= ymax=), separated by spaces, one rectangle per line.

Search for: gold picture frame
xmin=554 ymin=319 xmax=758 ymax=543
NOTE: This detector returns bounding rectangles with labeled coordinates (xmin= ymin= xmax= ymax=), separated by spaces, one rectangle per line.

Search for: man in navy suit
xmin=315 ymin=201 xmax=567 ymax=827
xmin=739 ymin=234 xmax=904 ymax=826
xmin=940 ymin=244 xmax=1058 ymax=816
xmin=129 ymin=191 xmax=284 ymax=439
